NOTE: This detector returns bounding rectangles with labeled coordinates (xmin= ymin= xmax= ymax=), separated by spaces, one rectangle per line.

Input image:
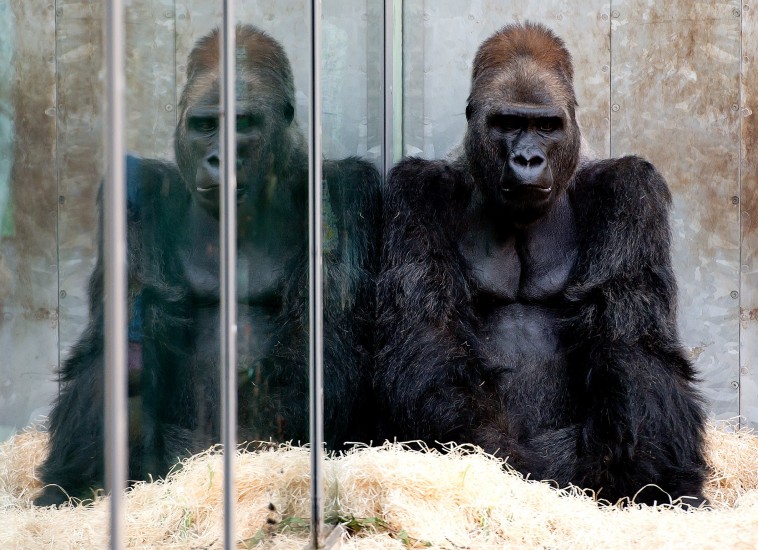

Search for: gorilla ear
xmin=465 ymin=103 xmax=472 ymax=121
xmin=284 ymin=102 xmax=295 ymax=125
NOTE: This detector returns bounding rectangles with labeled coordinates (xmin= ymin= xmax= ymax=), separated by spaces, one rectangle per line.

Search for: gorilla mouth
xmin=501 ymin=184 xmax=552 ymax=195
xmin=196 ymin=184 xmax=248 ymax=194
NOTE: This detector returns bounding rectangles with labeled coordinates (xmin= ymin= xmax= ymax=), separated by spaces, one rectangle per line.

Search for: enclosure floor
xmin=1 ymin=426 xmax=757 ymax=549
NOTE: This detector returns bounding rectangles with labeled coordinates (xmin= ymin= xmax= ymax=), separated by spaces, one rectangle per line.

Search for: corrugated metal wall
xmin=0 ymin=0 xmax=756 ymax=437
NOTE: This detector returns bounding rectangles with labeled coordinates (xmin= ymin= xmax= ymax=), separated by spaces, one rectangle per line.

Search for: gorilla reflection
xmin=35 ymin=25 xmax=379 ymax=506
xmin=376 ymin=23 xmax=707 ymax=505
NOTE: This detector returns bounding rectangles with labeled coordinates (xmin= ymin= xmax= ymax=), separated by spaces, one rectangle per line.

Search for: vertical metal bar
xmin=309 ymin=0 xmax=325 ymax=547
xmin=104 ymin=0 xmax=128 ymax=548
xmin=383 ymin=0 xmax=394 ymax=176
xmin=220 ymin=1 xmax=238 ymax=548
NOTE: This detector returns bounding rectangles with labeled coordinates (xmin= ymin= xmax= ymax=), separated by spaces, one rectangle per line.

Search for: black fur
xmin=375 ymin=24 xmax=706 ymax=506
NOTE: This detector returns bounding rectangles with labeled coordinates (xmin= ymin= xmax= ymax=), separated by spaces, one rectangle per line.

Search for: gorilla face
xmin=173 ymin=27 xmax=301 ymax=220
xmin=175 ymin=81 xmax=295 ymax=218
xmin=488 ymin=106 xmax=567 ymax=219
xmin=464 ymin=63 xmax=581 ymax=226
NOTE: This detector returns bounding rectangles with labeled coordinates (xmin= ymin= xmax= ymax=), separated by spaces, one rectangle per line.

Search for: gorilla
xmin=34 ymin=25 xmax=380 ymax=506
xmin=376 ymin=23 xmax=707 ymax=506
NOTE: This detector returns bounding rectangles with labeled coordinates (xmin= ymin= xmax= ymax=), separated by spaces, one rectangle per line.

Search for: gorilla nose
xmin=507 ymin=151 xmax=548 ymax=187
xmin=203 ymin=154 xmax=220 ymax=181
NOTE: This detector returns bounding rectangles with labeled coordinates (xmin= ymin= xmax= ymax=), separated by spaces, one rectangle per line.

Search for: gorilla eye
xmin=236 ymin=114 xmax=263 ymax=133
xmin=490 ymin=115 xmax=522 ymax=133
xmin=537 ymin=117 xmax=562 ymax=133
xmin=188 ymin=116 xmax=218 ymax=134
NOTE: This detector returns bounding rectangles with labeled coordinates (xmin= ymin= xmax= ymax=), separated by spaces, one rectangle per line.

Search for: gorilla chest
xmin=179 ymin=224 xmax=304 ymax=364
xmin=458 ymin=201 xmax=578 ymax=371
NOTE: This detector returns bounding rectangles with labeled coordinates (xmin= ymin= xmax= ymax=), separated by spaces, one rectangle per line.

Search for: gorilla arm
xmin=34 ymin=158 xmax=188 ymax=506
xmin=321 ymin=157 xmax=382 ymax=447
xmin=559 ymin=156 xmax=707 ymax=504
xmin=377 ymin=157 xmax=532 ymax=460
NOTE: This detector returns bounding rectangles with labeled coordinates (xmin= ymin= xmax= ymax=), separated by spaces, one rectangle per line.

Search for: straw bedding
xmin=1 ymin=423 xmax=757 ymax=549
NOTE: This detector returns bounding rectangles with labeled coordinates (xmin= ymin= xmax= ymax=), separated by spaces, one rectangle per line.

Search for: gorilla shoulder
xmin=571 ymin=155 xmax=673 ymax=269
xmin=573 ymin=155 xmax=671 ymax=211
xmin=386 ymin=157 xmax=466 ymax=214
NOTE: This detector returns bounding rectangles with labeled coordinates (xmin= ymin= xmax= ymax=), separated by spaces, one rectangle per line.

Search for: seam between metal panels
xmin=54 ymin=0 xmax=61 ymax=393
xmin=608 ymin=2 xmax=613 ymax=157
xmin=384 ymin=0 xmax=394 ymax=177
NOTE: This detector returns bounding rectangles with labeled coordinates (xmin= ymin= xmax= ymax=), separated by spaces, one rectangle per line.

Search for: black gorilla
xmin=34 ymin=25 xmax=380 ymax=506
xmin=376 ymin=23 xmax=707 ymax=505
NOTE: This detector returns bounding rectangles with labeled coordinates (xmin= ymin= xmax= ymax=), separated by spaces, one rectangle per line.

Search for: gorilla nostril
xmin=511 ymin=154 xmax=544 ymax=170
xmin=207 ymin=155 xmax=220 ymax=169
xmin=529 ymin=156 xmax=545 ymax=168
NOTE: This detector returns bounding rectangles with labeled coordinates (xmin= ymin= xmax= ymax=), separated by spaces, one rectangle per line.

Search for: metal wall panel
xmin=610 ymin=0 xmax=743 ymax=422
xmin=740 ymin=0 xmax=758 ymax=426
xmin=126 ymin=0 xmax=177 ymax=161
xmin=402 ymin=1 xmax=611 ymax=159
xmin=0 ymin=2 xmax=59 ymax=438
xmin=56 ymin=0 xmax=104 ymax=357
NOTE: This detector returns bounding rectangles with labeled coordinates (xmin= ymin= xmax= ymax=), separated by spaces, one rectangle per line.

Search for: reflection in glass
xmin=30 ymin=17 xmax=380 ymax=510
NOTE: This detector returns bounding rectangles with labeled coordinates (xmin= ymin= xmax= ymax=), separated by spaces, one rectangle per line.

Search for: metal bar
xmin=220 ymin=1 xmax=238 ymax=548
xmin=737 ymin=2 xmax=749 ymax=429
xmin=309 ymin=0 xmax=325 ymax=547
xmin=103 ymin=0 xmax=128 ymax=548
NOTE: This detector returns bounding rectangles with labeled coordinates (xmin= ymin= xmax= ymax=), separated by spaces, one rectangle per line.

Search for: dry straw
xmin=1 ymin=422 xmax=757 ymax=549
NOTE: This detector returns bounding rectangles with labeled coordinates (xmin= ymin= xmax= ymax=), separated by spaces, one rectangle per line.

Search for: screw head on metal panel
xmin=731 ymin=195 xmax=740 ymax=205
xmin=731 ymin=290 xmax=739 ymax=299
xmin=730 ymin=380 xmax=740 ymax=389
xmin=612 ymin=104 xmax=620 ymax=112
xmin=732 ymin=104 xmax=740 ymax=111
xmin=60 ymin=290 xmax=67 ymax=299
xmin=165 ymin=104 xmax=174 ymax=112
xmin=611 ymin=10 xmax=620 ymax=18
xmin=602 ymin=65 xmax=609 ymax=72
xmin=601 ymin=13 xmax=609 ymax=21
xmin=733 ymin=7 xmax=741 ymax=16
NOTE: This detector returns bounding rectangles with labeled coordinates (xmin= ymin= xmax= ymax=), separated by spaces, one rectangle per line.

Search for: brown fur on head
xmin=468 ymin=22 xmax=577 ymax=113
xmin=178 ymin=25 xmax=296 ymax=120
xmin=472 ymin=22 xmax=574 ymax=88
